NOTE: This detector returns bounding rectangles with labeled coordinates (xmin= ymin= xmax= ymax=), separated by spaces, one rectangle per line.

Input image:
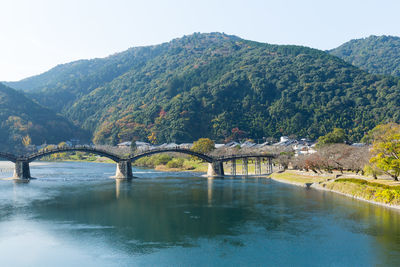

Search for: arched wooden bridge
xmin=0 ymin=146 xmax=275 ymax=180
xmin=24 ymin=146 xmax=121 ymax=163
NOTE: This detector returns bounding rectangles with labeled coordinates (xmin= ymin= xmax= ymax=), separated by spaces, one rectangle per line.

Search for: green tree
xmin=148 ymin=132 xmax=157 ymax=144
xmin=316 ymin=128 xmax=346 ymax=147
xmin=22 ymin=135 xmax=31 ymax=147
xmin=369 ymin=123 xmax=400 ymax=180
xmin=363 ymin=164 xmax=383 ymax=179
xmin=55 ymin=141 xmax=68 ymax=158
xmin=191 ymin=138 xmax=215 ymax=154
xmin=58 ymin=141 xmax=68 ymax=148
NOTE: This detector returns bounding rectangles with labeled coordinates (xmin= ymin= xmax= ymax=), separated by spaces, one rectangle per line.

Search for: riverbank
xmin=271 ymin=170 xmax=400 ymax=210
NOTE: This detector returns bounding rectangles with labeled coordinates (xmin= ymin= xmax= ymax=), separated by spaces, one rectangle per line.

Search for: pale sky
xmin=1 ymin=0 xmax=399 ymax=81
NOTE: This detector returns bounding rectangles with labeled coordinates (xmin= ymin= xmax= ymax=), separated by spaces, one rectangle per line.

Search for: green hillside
xmin=0 ymin=83 xmax=88 ymax=151
xmin=330 ymin=35 xmax=400 ymax=77
xmin=4 ymin=46 xmax=165 ymax=112
xmin=6 ymin=33 xmax=400 ymax=144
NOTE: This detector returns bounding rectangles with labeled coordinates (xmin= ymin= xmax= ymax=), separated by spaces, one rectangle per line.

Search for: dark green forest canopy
xmin=0 ymin=83 xmax=88 ymax=151
xmin=5 ymin=33 xmax=400 ymax=145
xmin=330 ymin=35 xmax=400 ymax=77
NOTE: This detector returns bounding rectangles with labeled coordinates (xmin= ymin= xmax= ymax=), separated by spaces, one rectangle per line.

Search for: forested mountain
xmin=6 ymin=33 xmax=400 ymax=145
xmin=4 ymin=46 xmax=165 ymax=112
xmin=330 ymin=35 xmax=400 ymax=77
xmin=0 ymin=83 xmax=88 ymax=151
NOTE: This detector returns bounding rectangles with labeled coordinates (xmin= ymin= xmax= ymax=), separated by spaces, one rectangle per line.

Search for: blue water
xmin=0 ymin=161 xmax=400 ymax=266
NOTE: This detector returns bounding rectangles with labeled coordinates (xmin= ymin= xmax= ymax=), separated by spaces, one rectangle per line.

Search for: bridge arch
xmin=25 ymin=147 xmax=122 ymax=163
xmin=128 ymin=148 xmax=214 ymax=163
xmin=0 ymin=152 xmax=17 ymax=163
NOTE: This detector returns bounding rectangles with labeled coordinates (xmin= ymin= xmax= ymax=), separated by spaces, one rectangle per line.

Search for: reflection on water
xmin=1 ymin=162 xmax=400 ymax=266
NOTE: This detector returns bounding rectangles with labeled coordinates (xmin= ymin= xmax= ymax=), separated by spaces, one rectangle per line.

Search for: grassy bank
xmin=322 ymin=179 xmax=400 ymax=206
xmin=271 ymin=171 xmax=332 ymax=184
xmin=272 ymin=170 xmax=400 ymax=207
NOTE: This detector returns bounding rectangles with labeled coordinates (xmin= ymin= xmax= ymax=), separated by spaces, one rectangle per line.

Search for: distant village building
xmin=255 ymin=141 xmax=271 ymax=148
xmin=293 ymin=144 xmax=317 ymax=156
xmin=179 ymin=143 xmax=193 ymax=149
xmin=351 ymin=143 xmax=366 ymax=147
xmin=273 ymin=136 xmax=296 ymax=146
xmin=117 ymin=141 xmax=152 ymax=151
xmin=69 ymin=139 xmax=80 ymax=146
xmin=224 ymin=141 xmax=240 ymax=148
xmin=117 ymin=141 xmax=132 ymax=148
xmin=240 ymin=141 xmax=257 ymax=148
xmin=135 ymin=141 xmax=151 ymax=152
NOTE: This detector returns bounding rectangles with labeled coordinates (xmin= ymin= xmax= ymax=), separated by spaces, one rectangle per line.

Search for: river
xmin=1 ymin=161 xmax=400 ymax=266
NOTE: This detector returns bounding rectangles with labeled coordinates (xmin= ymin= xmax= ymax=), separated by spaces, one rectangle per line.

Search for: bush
xmin=166 ymin=158 xmax=184 ymax=168
xmin=335 ymin=178 xmax=368 ymax=185
xmin=134 ymin=156 xmax=154 ymax=167
xmin=191 ymin=138 xmax=215 ymax=154
xmin=154 ymin=154 xmax=172 ymax=165
xmin=375 ymin=189 xmax=400 ymax=203
xmin=332 ymin=178 xmax=400 ymax=204
xmin=335 ymin=178 xmax=400 ymax=191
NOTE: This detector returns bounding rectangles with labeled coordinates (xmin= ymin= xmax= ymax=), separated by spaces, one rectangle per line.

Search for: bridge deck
xmin=0 ymin=146 xmax=276 ymax=164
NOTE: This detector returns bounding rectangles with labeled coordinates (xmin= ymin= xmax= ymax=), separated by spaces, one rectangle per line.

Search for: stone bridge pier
xmin=207 ymin=161 xmax=224 ymax=177
xmin=13 ymin=160 xmax=31 ymax=179
xmin=115 ymin=160 xmax=133 ymax=179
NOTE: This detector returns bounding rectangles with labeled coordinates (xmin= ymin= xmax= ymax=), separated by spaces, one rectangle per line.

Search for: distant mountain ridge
xmin=4 ymin=32 xmax=400 ymax=145
xmin=4 ymin=45 xmax=166 ymax=112
xmin=329 ymin=35 xmax=400 ymax=77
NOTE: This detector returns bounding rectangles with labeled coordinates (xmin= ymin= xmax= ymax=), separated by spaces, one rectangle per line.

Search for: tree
xmin=231 ymin=127 xmax=246 ymax=141
xmin=54 ymin=142 xmax=68 ymax=159
xmin=369 ymin=123 xmax=400 ymax=180
xmin=276 ymin=151 xmax=293 ymax=170
xmin=191 ymin=138 xmax=215 ymax=154
xmin=58 ymin=141 xmax=68 ymax=148
xmin=148 ymin=132 xmax=157 ymax=144
xmin=293 ymin=144 xmax=369 ymax=174
xmin=363 ymin=164 xmax=383 ymax=179
xmin=343 ymin=146 xmax=369 ymax=174
xmin=316 ymin=128 xmax=346 ymax=147
xmin=22 ymin=135 xmax=31 ymax=147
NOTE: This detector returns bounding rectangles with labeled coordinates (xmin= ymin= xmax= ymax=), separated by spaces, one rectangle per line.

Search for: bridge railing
xmin=129 ymin=147 xmax=276 ymax=162
xmin=8 ymin=144 xmax=277 ymax=163
xmin=129 ymin=147 xmax=214 ymax=162
xmin=0 ymin=152 xmax=18 ymax=162
xmin=21 ymin=145 xmax=123 ymax=161
xmin=214 ymin=153 xmax=276 ymax=161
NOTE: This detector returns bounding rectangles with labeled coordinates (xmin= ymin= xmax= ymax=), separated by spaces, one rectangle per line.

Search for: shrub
xmin=154 ymin=154 xmax=172 ymax=165
xmin=375 ymin=189 xmax=400 ymax=203
xmin=135 ymin=156 xmax=154 ymax=167
xmin=334 ymin=178 xmax=400 ymax=204
xmin=335 ymin=178 xmax=368 ymax=185
xmin=166 ymin=158 xmax=184 ymax=168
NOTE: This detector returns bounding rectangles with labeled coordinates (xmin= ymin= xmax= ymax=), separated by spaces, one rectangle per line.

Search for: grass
xmin=272 ymin=171 xmax=400 ymax=206
xmin=323 ymin=178 xmax=400 ymax=205
xmin=271 ymin=170 xmax=332 ymax=184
